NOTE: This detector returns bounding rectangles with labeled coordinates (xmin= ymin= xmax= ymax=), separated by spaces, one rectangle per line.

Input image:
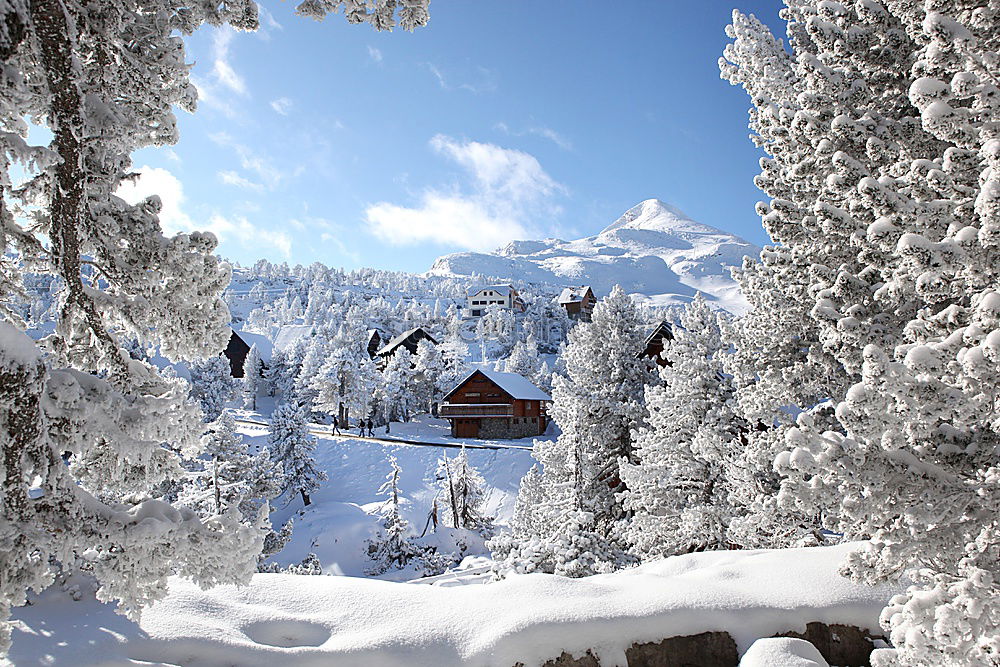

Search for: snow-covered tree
xmin=501 ymin=334 xmax=550 ymax=391
xmin=189 ymin=355 xmax=238 ymax=422
xmin=268 ymin=403 xmax=326 ymax=507
xmin=0 ymin=0 xmax=305 ymax=647
xmin=722 ymin=3 xmax=1000 ymax=663
xmin=438 ymin=333 xmax=470 ymax=393
xmin=375 ymin=348 xmax=419 ymax=423
xmin=413 ymin=338 xmax=445 ymax=413
xmin=492 ymin=286 xmax=652 ymax=576
xmin=312 ymin=317 xmax=378 ymax=424
xmin=365 ymin=455 xmax=422 ymax=575
xmin=179 ymin=411 xmax=282 ymax=522
xmin=437 ymin=447 xmax=492 ymax=533
xmin=242 ymin=344 xmax=264 ymax=410
xmin=619 ymin=294 xmax=747 ymax=558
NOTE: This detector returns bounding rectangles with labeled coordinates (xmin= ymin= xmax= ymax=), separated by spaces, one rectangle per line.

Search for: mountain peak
xmin=598 ymin=199 xmax=726 ymax=238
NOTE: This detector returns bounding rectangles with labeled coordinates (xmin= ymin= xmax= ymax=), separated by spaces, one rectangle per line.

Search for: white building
xmin=466 ymin=284 xmax=525 ymax=317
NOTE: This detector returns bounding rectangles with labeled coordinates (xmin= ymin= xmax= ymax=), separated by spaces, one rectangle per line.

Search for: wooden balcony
xmin=439 ymin=403 xmax=513 ymax=418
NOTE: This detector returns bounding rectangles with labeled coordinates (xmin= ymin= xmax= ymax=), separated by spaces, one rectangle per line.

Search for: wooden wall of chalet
xmin=447 ymin=374 xmax=545 ymax=418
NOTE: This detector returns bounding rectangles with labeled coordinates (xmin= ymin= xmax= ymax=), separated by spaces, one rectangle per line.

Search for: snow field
xmin=9 ymin=542 xmax=893 ymax=667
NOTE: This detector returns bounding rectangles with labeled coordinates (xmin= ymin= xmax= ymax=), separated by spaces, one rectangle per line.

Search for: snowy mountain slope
xmin=428 ymin=199 xmax=761 ymax=312
xmin=235 ymin=414 xmax=537 ymax=579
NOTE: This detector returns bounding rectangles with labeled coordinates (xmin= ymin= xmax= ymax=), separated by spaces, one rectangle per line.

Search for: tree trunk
xmin=30 ymin=0 xmax=127 ymax=383
xmin=300 ymin=490 xmax=311 ymax=507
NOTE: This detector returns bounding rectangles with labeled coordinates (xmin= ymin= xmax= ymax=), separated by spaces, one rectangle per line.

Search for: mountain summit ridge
xmin=428 ymin=199 xmax=760 ymax=312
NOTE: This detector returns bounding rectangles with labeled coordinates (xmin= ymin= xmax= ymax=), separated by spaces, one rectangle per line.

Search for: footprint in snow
xmin=241 ymin=619 xmax=331 ymax=648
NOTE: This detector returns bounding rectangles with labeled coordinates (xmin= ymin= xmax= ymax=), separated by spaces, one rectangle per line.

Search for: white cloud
xmin=364 ymin=136 xmax=563 ymax=251
xmin=116 ymin=166 xmax=193 ymax=235
xmin=218 ymin=170 xmax=263 ymax=191
xmin=205 ymin=214 xmax=292 ymax=258
xmin=429 ymin=134 xmax=561 ymax=203
xmin=367 ymin=45 xmax=383 ymax=63
xmin=116 ymin=166 xmax=291 ymax=258
xmin=257 ymin=6 xmax=283 ymax=40
xmin=423 ymin=62 xmax=496 ymax=94
xmin=211 ymin=29 xmax=247 ymax=97
xmin=209 ymin=132 xmax=286 ymax=189
xmin=366 ymin=194 xmax=529 ymax=251
xmin=270 ymin=97 xmax=293 ymax=115
xmin=495 ymin=121 xmax=573 ymax=151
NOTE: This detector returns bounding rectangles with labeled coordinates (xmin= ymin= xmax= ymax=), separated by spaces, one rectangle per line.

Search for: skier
xmin=332 ymin=415 xmax=340 ymax=437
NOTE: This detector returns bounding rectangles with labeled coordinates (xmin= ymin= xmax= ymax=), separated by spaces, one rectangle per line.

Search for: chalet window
xmin=487 ymin=393 xmax=500 ymax=398
xmin=527 ymin=401 xmax=534 ymax=410
xmin=531 ymin=417 xmax=537 ymax=423
xmin=466 ymin=392 xmax=480 ymax=397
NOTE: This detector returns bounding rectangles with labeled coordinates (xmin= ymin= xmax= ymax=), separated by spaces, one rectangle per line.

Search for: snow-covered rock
xmin=740 ymin=638 xmax=830 ymax=666
xmin=428 ymin=199 xmax=760 ymax=313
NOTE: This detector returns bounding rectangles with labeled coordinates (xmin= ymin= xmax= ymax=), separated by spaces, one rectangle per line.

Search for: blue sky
xmin=122 ymin=0 xmax=785 ymax=273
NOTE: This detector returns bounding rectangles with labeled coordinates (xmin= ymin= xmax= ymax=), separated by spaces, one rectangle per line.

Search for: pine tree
xmin=722 ymin=3 xmax=1000 ymax=663
xmin=242 ymin=343 xmax=263 ymax=410
xmin=492 ymin=286 xmax=652 ymax=576
xmin=189 ymin=355 xmax=238 ymax=423
xmin=268 ymin=403 xmax=326 ymax=507
xmin=312 ymin=316 xmax=378 ymax=424
xmin=437 ymin=447 xmax=492 ymax=533
xmin=179 ymin=411 xmax=282 ymax=521
xmin=375 ymin=348 xmax=419 ymax=423
xmin=619 ymin=294 xmax=746 ymax=558
xmin=414 ymin=338 xmax=445 ymax=413
xmin=365 ymin=455 xmax=422 ymax=575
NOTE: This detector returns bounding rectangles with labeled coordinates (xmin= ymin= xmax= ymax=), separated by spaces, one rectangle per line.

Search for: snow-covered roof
xmin=558 ymin=286 xmax=592 ymax=304
xmin=272 ymin=324 xmax=314 ymax=353
xmin=467 ymin=284 xmax=515 ymax=298
xmin=232 ymin=329 xmax=274 ymax=363
xmin=643 ymin=320 xmax=673 ymax=348
xmin=376 ymin=327 xmax=437 ymax=357
xmin=447 ymin=368 xmax=551 ymax=402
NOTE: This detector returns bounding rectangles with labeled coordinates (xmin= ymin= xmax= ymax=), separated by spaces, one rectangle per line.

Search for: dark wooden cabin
xmin=639 ymin=320 xmax=674 ymax=367
xmin=440 ymin=369 xmax=551 ymax=439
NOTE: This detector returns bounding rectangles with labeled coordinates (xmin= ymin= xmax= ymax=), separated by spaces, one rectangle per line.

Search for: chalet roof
xmin=272 ymin=324 xmax=315 ymax=353
xmin=232 ymin=329 xmax=274 ymax=362
xmin=558 ymin=285 xmax=593 ymax=304
xmin=445 ymin=368 xmax=552 ymax=402
xmin=376 ymin=327 xmax=438 ymax=357
xmin=467 ymin=284 xmax=516 ymax=298
xmin=642 ymin=320 xmax=674 ymax=350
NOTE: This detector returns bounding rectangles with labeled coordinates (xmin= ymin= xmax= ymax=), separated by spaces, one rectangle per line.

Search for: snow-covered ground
xmin=231 ymin=412 xmax=539 ymax=577
xmin=9 ymin=543 xmax=894 ymax=666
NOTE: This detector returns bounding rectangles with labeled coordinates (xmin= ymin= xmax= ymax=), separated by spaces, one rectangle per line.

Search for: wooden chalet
xmin=366 ymin=329 xmax=382 ymax=359
xmin=375 ymin=327 xmax=438 ymax=361
xmin=223 ymin=328 xmax=273 ymax=378
xmin=639 ymin=320 xmax=674 ymax=367
xmin=558 ymin=285 xmax=596 ymax=321
xmin=466 ymin=285 xmax=525 ymax=317
xmin=440 ymin=368 xmax=551 ymax=439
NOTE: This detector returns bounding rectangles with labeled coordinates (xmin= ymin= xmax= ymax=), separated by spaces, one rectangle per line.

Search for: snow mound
xmin=428 ymin=199 xmax=760 ymax=313
xmin=10 ymin=543 xmax=894 ymax=666
xmin=740 ymin=637 xmax=830 ymax=666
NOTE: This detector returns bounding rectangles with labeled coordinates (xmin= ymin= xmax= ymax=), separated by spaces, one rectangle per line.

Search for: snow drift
xmin=10 ymin=542 xmax=893 ymax=666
